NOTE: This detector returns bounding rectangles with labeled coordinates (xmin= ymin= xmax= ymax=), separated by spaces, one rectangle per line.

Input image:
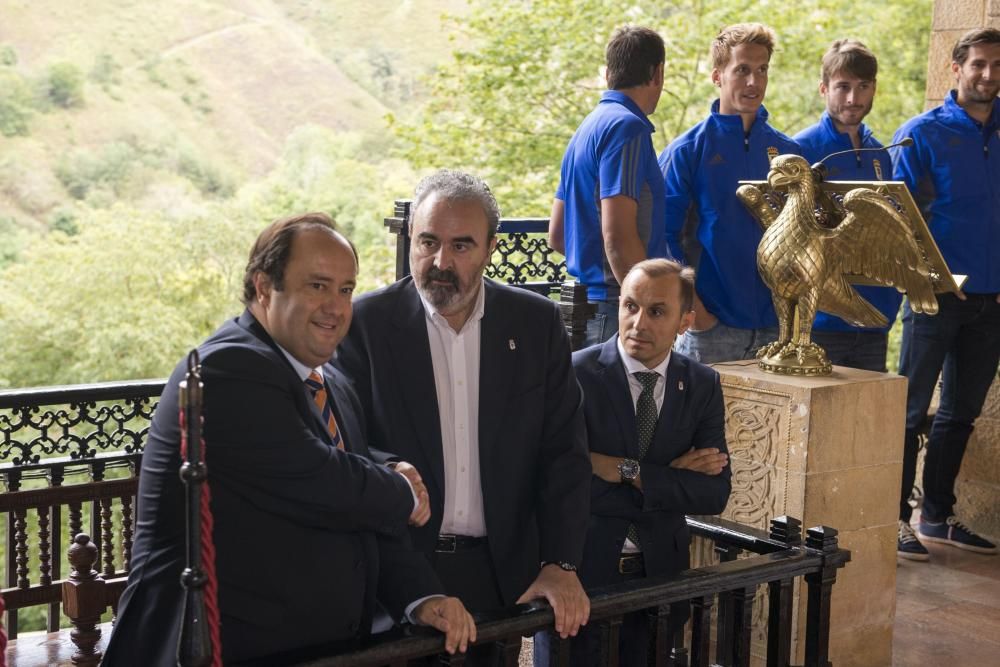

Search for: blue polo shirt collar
xmin=600 ymin=90 xmax=655 ymax=132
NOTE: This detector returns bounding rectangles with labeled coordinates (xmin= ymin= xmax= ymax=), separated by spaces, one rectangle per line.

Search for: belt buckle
xmin=436 ymin=535 xmax=457 ymax=553
xmin=618 ymin=554 xmax=641 ymax=575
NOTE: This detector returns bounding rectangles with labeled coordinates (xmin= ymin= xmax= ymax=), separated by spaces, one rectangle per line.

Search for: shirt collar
xmin=943 ymin=89 xmax=1000 ymax=132
xmin=820 ymin=110 xmax=871 ymax=146
xmin=616 ymin=335 xmax=671 ymax=379
xmin=600 ymin=90 xmax=655 ymax=132
xmin=418 ymin=278 xmax=487 ymax=333
xmin=276 ymin=344 xmax=323 ymax=383
xmin=710 ymin=98 xmax=770 ymax=130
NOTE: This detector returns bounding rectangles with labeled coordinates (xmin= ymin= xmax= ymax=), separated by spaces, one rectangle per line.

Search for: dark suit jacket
xmin=103 ymin=311 xmax=441 ymax=666
xmin=573 ymin=337 xmax=731 ymax=588
xmin=334 ymin=278 xmax=591 ymax=606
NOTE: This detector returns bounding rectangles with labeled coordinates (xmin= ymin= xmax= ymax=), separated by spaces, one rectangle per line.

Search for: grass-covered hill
xmin=0 ymin=0 xmax=466 ymax=230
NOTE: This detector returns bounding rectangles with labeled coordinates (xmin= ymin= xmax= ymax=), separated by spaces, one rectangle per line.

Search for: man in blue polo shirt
xmin=891 ymin=28 xmax=1000 ymax=562
xmin=794 ymin=39 xmax=900 ymax=372
xmin=549 ymin=25 xmax=667 ymax=346
xmin=659 ymin=23 xmax=800 ymax=364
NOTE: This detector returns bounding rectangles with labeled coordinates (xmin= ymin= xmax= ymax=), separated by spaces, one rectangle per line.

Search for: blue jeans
xmin=674 ymin=321 xmax=778 ymax=364
xmin=584 ymin=299 xmax=619 ymax=347
xmin=810 ymin=330 xmax=889 ymax=372
xmin=898 ymin=293 xmax=1000 ymax=522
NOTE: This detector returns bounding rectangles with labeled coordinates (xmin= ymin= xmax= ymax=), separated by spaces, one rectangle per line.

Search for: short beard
xmin=416 ymin=266 xmax=461 ymax=310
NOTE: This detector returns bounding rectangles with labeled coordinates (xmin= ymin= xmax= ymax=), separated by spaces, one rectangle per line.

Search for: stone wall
xmin=926 ymin=0 xmax=1000 ymax=541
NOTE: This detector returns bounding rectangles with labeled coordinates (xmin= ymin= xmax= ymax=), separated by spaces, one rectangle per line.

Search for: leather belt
xmin=618 ymin=552 xmax=645 ymax=575
xmin=436 ymin=534 xmax=487 ymax=553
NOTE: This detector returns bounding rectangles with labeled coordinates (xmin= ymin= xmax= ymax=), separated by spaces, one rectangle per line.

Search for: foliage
xmin=0 ymin=68 xmax=34 ymax=136
xmin=55 ymin=134 xmax=236 ymax=202
xmin=89 ymin=51 xmax=122 ymax=88
xmin=394 ymin=0 xmax=932 ymax=215
xmin=0 ymin=44 xmax=16 ymax=66
xmin=43 ymin=61 xmax=86 ymax=108
xmin=0 ymin=129 xmax=412 ymax=387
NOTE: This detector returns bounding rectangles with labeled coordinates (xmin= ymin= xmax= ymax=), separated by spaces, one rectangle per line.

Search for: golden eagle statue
xmin=737 ymin=153 xmax=941 ymax=376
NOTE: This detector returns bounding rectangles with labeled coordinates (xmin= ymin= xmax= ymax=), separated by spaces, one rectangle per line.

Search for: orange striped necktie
xmin=304 ymin=371 xmax=344 ymax=450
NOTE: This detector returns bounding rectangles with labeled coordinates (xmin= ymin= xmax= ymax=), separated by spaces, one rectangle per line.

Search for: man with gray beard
xmin=335 ymin=169 xmax=592 ymax=663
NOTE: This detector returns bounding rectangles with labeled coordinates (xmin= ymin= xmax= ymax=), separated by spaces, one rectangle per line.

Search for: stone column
xmin=704 ymin=361 xmax=906 ymax=667
xmin=955 ymin=376 xmax=1000 ymax=538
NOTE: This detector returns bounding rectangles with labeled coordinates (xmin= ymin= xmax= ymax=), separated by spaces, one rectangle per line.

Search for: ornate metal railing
xmin=292 ymin=516 xmax=849 ymax=667
xmin=0 ymin=381 xmax=162 ymax=640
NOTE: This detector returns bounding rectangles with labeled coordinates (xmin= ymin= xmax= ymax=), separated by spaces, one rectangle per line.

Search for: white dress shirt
xmin=419 ymin=280 xmax=487 ymax=537
xmin=616 ymin=338 xmax=670 ymax=553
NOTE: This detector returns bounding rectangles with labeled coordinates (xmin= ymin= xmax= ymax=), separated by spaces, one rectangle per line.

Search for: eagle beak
xmin=768 ymin=169 xmax=792 ymax=189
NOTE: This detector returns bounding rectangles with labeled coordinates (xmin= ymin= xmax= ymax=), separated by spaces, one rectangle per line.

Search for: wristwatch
xmin=541 ymin=560 xmax=578 ymax=572
xmin=618 ymin=458 xmax=640 ymax=483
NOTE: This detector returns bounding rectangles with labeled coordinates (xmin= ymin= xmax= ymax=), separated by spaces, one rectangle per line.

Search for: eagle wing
xmin=737 ymin=184 xmax=779 ymax=230
xmin=827 ymin=188 xmax=939 ymax=316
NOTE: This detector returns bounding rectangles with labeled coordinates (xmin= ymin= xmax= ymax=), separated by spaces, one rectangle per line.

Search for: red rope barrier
xmin=180 ymin=410 xmax=222 ymax=667
xmin=0 ymin=591 xmax=8 ymax=666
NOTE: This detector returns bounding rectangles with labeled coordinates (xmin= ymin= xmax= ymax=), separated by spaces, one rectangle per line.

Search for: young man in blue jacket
xmin=659 ymin=23 xmax=800 ymax=364
xmin=891 ymin=28 xmax=1000 ymax=562
xmin=794 ymin=40 xmax=900 ymax=372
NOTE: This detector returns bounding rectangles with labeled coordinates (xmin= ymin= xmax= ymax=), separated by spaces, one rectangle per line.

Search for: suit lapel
xmin=478 ymin=282 xmax=516 ymax=469
xmin=238 ymin=310 xmax=337 ymax=448
xmin=649 ymin=353 xmax=689 ymax=454
xmin=597 ymin=337 xmax=642 ymax=460
xmin=388 ymin=282 xmax=446 ymax=495
xmin=325 ymin=368 xmax=367 ymax=456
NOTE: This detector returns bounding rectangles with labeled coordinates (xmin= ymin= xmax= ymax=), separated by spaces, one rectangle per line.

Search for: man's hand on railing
xmin=390 ymin=461 xmax=432 ymax=527
xmin=412 ymin=596 xmax=477 ymax=654
xmin=669 ymin=447 xmax=728 ymax=475
xmin=516 ymin=564 xmax=590 ymax=639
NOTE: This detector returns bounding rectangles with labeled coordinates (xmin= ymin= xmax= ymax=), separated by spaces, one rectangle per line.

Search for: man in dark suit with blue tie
xmin=105 ymin=213 xmax=475 ymax=666
xmin=569 ymin=258 xmax=731 ymax=665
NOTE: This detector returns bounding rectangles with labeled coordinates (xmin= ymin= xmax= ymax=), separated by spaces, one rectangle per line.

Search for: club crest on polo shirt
xmin=767 ymin=146 xmax=779 ymax=163
xmin=873 ymin=158 xmax=883 ymax=180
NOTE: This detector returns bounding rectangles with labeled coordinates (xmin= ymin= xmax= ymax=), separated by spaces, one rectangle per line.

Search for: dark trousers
xmin=532 ymin=561 xmax=687 ymax=667
xmin=585 ymin=300 xmax=619 ymax=347
xmin=898 ymin=293 xmax=1000 ymax=522
xmin=428 ymin=542 xmax=505 ymax=666
xmin=810 ymin=330 xmax=889 ymax=372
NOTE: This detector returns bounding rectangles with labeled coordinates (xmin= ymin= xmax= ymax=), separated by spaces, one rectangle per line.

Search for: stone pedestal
xmin=705 ymin=360 xmax=906 ymax=667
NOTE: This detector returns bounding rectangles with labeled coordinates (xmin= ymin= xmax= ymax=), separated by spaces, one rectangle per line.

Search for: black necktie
xmin=626 ymin=371 xmax=660 ymax=548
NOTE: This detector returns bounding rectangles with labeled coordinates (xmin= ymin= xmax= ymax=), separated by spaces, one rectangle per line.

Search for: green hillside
xmin=0 ymin=0 xmax=467 ymax=229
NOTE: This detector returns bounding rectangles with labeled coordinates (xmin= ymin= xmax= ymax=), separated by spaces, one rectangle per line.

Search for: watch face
xmin=618 ymin=458 xmax=640 ymax=480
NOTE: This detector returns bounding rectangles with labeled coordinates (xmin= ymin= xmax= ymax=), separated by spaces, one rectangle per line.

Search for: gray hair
xmin=412 ymin=169 xmax=501 ymax=239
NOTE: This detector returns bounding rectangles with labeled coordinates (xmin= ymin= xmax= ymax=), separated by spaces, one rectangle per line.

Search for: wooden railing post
xmin=767 ymin=516 xmax=801 ymax=667
xmin=713 ymin=543 xmax=740 ymax=665
xmin=804 ymin=526 xmax=840 ymax=667
xmin=690 ymin=594 xmax=714 ymax=667
xmin=62 ymin=533 xmax=106 ymax=666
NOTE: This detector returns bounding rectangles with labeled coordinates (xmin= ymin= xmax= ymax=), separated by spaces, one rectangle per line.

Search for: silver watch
xmin=618 ymin=458 xmax=640 ymax=483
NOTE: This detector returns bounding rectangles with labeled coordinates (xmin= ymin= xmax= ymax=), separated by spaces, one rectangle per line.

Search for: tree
xmin=44 ymin=62 xmax=85 ymax=108
xmin=394 ymin=0 xmax=932 ymax=215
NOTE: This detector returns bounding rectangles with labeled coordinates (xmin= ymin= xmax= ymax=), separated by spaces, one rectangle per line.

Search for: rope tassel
xmin=178 ymin=350 xmax=222 ymax=667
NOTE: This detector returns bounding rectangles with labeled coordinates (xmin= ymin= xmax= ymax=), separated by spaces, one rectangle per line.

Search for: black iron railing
xmin=0 ymin=381 xmax=160 ymax=639
xmin=294 ymin=516 xmax=849 ymax=667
